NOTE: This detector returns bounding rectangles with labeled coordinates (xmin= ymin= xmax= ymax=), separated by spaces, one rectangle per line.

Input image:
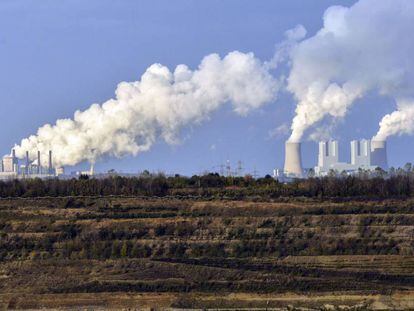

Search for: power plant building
xmin=371 ymin=140 xmax=388 ymax=169
xmin=314 ymin=139 xmax=388 ymax=176
xmin=277 ymin=139 xmax=388 ymax=179
xmin=0 ymin=150 xmax=62 ymax=180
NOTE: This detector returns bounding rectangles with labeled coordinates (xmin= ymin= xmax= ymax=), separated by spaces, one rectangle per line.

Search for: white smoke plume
xmin=286 ymin=0 xmax=414 ymax=142
xmin=374 ymin=99 xmax=414 ymax=141
xmin=14 ymin=51 xmax=279 ymax=167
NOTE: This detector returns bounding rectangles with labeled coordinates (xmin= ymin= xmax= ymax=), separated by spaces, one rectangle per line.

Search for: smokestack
xmin=48 ymin=150 xmax=52 ymax=175
xmin=12 ymin=149 xmax=17 ymax=173
xmin=284 ymin=141 xmax=303 ymax=177
xmin=37 ymin=151 xmax=41 ymax=174
xmin=25 ymin=151 xmax=29 ymax=175
xmin=371 ymin=140 xmax=388 ymax=170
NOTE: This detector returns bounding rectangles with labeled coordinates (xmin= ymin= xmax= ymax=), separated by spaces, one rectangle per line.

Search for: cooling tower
xmin=371 ymin=140 xmax=388 ymax=169
xmin=284 ymin=141 xmax=303 ymax=177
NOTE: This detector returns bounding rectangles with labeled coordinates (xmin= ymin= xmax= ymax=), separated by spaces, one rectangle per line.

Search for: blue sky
xmin=1 ymin=0 xmax=410 ymax=176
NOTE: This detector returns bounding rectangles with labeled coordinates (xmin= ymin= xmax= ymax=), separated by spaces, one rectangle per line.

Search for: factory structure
xmin=277 ymin=139 xmax=388 ymax=179
xmin=0 ymin=139 xmax=390 ymax=181
xmin=314 ymin=139 xmax=388 ymax=176
xmin=0 ymin=150 xmax=64 ymax=180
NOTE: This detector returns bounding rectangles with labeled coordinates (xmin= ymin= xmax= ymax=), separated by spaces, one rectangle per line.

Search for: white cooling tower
xmin=284 ymin=141 xmax=303 ymax=177
xmin=371 ymin=140 xmax=388 ymax=169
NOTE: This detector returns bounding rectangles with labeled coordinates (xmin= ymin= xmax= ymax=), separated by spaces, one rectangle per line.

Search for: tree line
xmin=1 ymin=167 xmax=414 ymax=198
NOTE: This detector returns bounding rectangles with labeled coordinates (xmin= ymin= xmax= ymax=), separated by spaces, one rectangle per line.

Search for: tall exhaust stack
xmin=12 ymin=149 xmax=17 ymax=173
xmin=48 ymin=150 xmax=52 ymax=175
xmin=37 ymin=151 xmax=41 ymax=174
xmin=371 ymin=140 xmax=388 ymax=170
xmin=284 ymin=141 xmax=303 ymax=177
xmin=25 ymin=151 xmax=29 ymax=175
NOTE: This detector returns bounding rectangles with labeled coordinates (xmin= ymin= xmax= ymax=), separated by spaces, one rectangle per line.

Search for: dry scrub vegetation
xmin=0 ymin=196 xmax=413 ymax=309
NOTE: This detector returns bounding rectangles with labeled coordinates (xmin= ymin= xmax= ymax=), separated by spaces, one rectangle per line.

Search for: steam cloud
xmin=14 ymin=51 xmax=279 ymax=167
xmin=14 ymin=0 xmax=414 ymax=168
xmin=374 ymin=100 xmax=414 ymax=141
xmin=286 ymin=0 xmax=414 ymax=142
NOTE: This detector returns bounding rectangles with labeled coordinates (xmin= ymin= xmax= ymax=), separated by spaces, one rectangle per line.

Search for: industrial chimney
xmin=284 ymin=141 xmax=303 ymax=177
xmin=371 ymin=140 xmax=388 ymax=170
xmin=12 ymin=149 xmax=17 ymax=173
xmin=48 ymin=150 xmax=52 ymax=175
xmin=37 ymin=151 xmax=41 ymax=174
xmin=25 ymin=151 xmax=29 ymax=175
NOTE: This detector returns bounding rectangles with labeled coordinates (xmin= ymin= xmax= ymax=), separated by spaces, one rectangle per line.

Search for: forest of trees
xmin=1 ymin=165 xmax=414 ymax=198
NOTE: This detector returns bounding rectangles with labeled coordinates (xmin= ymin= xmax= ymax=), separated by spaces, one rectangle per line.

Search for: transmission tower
xmin=226 ymin=160 xmax=231 ymax=177
xmin=237 ymin=160 xmax=243 ymax=176
xmin=252 ymin=166 xmax=259 ymax=179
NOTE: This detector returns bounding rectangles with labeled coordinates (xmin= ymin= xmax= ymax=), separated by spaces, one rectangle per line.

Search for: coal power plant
xmin=0 ymin=139 xmax=389 ymax=181
xmin=0 ymin=150 xmax=64 ymax=180
xmin=277 ymin=139 xmax=389 ymax=179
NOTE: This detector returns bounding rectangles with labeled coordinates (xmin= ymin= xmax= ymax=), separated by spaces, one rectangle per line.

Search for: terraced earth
xmin=0 ymin=196 xmax=413 ymax=309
